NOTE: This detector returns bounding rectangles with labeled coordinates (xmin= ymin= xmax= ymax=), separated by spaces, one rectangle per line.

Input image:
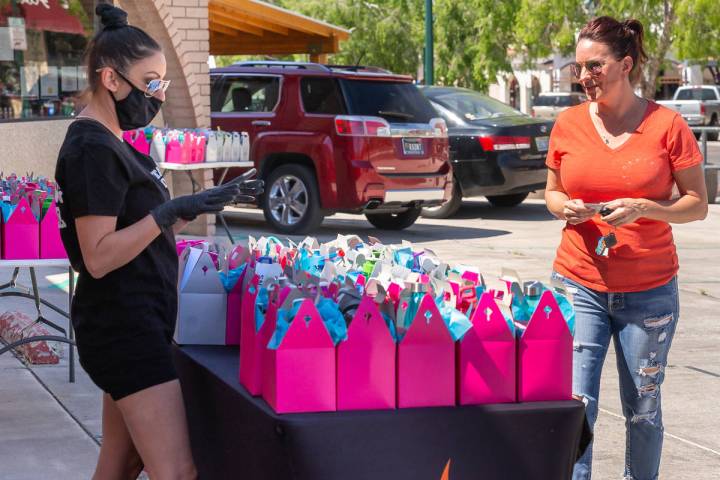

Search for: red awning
xmin=20 ymin=0 xmax=85 ymax=36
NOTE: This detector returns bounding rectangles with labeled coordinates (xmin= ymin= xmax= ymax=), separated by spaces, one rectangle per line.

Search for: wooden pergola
xmin=209 ymin=0 xmax=350 ymax=63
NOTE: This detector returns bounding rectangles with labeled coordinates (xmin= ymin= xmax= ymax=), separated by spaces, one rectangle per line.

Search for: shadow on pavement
xmin=452 ymin=199 xmax=554 ymax=222
xmin=223 ymin=209 xmax=511 ymax=243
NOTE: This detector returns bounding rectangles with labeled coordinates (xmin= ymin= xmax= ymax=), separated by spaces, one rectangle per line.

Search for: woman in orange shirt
xmin=545 ymin=16 xmax=708 ymax=480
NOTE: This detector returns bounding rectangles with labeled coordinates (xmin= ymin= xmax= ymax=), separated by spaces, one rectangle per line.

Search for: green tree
xmin=513 ymin=0 xmax=720 ymax=98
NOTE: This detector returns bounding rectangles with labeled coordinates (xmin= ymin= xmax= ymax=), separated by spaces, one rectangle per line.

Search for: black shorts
xmin=73 ymin=305 xmax=178 ymax=401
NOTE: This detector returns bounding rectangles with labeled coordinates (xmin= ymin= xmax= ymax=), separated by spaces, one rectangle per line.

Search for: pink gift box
xmin=337 ymin=296 xmax=396 ymax=411
xmin=225 ymin=266 xmax=246 ymax=346
xmin=262 ymin=298 xmax=336 ymax=413
xmin=238 ymin=274 xmax=266 ymax=395
xmin=517 ymin=290 xmax=573 ymax=402
xmin=123 ymin=129 xmax=151 ymax=155
xmin=397 ymin=294 xmax=455 ymax=408
xmin=458 ymin=292 xmax=516 ymax=405
xmin=2 ymin=197 xmax=39 ymax=260
xmin=39 ymin=200 xmax=67 ymax=259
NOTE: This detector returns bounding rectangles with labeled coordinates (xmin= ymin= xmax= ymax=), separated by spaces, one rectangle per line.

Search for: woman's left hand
xmin=600 ymin=198 xmax=647 ymax=227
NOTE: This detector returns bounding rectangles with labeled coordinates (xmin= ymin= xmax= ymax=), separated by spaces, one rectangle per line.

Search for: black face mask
xmin=111 ymin=72 xmax=163 ymax=130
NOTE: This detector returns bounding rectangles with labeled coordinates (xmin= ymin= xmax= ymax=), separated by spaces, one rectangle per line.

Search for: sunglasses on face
xmin=570 ymin=60 xmax=606 ymax=79
xmin=97 ymin=67 xmax=171 ymax=97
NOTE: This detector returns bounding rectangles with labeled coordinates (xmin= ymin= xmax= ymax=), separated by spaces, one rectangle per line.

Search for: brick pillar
xmin=119 ymin=0 xmax=215 ymax=236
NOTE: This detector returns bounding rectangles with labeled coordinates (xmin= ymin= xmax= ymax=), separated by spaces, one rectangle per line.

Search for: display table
xmin=173 ymin=345 xmax=592 ymax=480
xmin=158 ymin=161 xmax=254 ymax=243
xmin=0 ymin=259 xmax=76 ymax=382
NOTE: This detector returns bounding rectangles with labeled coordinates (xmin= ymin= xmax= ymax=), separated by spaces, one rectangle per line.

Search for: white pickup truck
xmin=657 ymin=85 xmax=720 ymax=141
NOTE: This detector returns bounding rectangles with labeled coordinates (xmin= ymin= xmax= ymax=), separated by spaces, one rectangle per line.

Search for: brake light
xmin=478 ymin=136 xmax=532 ymax=151
xmin=700 ymin=104 xmax=706 ymax=115
xmin=335 ymin=115 xmax=391 ymax=137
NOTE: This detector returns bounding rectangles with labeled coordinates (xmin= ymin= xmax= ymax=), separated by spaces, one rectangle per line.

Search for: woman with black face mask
xmin=54 ymin=5 xmax=260 ymax=479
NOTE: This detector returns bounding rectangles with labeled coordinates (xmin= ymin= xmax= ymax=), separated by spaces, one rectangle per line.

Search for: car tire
xmin=365 ymin=206 xmax=422 ymax=230
xmin=421 ymin=180 xmax=462 ymax=219
xmin=485 ymin=192 xmax=530 ymax=207
xmin=261 ymin=164 xmax=324 ymax=234
xmin=708 ymin=116 xmax=719 ymax=142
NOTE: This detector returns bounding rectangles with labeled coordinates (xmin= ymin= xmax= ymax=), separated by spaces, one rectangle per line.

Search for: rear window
xmin=339 ymin=79 xmax=437 ymax=123
xmin=534 ymin=95 xmax=579 ymax=107
xmin=430 ymin=90 xmax=523 ymax=121
xmin=300 ymin=78 xmax=346 ymax=115
xmin=676 ymin=88 xmax=718 ymax=101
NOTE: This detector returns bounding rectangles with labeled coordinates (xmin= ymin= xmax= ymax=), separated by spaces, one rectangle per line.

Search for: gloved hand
xmin=150 ymin=178 xmax=242 ymax=228
xmin=235 ymin=178 xmax=264 ymax=204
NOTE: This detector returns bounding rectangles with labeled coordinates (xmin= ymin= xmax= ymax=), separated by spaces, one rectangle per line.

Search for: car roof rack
xmin=231 ymin=61 xmax=329 ymax=72
xmin=325 ymin=64 xmax=391 ymax=74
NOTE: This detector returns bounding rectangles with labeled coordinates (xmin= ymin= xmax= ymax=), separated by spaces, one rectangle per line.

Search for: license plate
xmin=535 ymin=136 xmax=549 ymax=152
xmin=402 ymin=138 xmax=425 ymax=156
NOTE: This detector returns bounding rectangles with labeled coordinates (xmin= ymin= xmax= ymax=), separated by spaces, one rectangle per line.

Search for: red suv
xmin=210 ymin=62 xmax=451 ymax=234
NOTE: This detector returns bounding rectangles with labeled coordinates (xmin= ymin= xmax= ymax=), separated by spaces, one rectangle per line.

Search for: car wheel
xmin=261 ymin=164 xmax=324 ymax=234
xmin=708 ymin=116 xmax=719 ymax=142
xmin=485 ymin=192 xmax=530 ymax=207
xmin=421 ymin=180 xmax=462 ymax=219
xmin=365 ymin=206 xmax=422 ymax=230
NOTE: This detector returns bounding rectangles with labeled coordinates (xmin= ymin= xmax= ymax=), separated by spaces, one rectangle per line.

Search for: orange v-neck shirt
xmin=546 ymin=101 xmax=702 ymax=292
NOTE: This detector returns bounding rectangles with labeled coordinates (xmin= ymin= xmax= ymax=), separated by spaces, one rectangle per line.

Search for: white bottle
xmin=240 ymin=132 xmax=250 ymax=161
xmin=231 ymin=132 xmax=241 ymax=162
xmin=222 ymin=132 xmax=233 ymax=162
xmin=150 ymin=130 xmax=166 ymax=164
xmin=205 ymin=132 xmax=219 ymax=163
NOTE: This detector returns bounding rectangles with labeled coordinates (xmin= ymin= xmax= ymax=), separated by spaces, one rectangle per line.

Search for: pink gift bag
xmin=2 ymin=197 xmax=39 ymax=260
xmin=397 ymin=294 xmax=455 ymax=408
xmin=123 ymin=129 xmax=151 ymax=155
xmin=458 ymin=292 xmax=516 ymax=405
xmin=337 ymin=296 xmax=396 ymax=411
xmin=225 ymin=266 xmax=247 ymax=346
xmin=181 ymin=135 xmax=194 ymax=164
xmin=238 ymin=274 xmax=265 ymax=395
xmin=517 ymin=290 xmax=573 ymax=402
xmin=165 ymin=137 xmax=183 ymax=164
xmin=39 ymin=200 xmax=67 ymax=259
xmin=262 ymin=298 xmax=336 ymax=413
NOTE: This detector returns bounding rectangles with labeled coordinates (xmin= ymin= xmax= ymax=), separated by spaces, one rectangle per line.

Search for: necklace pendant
xmin=604 ymin=137 xmax=610 ymax=144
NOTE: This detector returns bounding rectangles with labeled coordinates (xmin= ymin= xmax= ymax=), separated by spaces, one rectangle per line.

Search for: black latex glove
xmin=235 ymin=179 xmax=264 ymax=204
xmin=150 ymin=178 xmax=242 ymax=228
xmin=230 ymin=169 xmax=264 ymax=204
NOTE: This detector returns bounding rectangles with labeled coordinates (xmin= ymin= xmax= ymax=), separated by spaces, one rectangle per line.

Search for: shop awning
xmin=209 ymin=0 xmax=349 ymax=60
xmin=20 ymin=0 xmax=85 ymax=36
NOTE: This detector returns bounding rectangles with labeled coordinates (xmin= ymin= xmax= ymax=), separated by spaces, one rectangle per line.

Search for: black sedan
xmin=419 ymin=86 xmax=554 ymax=218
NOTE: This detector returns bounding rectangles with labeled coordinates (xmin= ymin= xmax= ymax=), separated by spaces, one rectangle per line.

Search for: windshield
xmin=676 ymin=88 xmax=718 ymax=101
xmin=534 ymin=95 xmax=578 ymax=107
xmin=340 ymin=79 xmax=437 ymax=123
xmin=428 ymin=89 xmax=524 ymax=120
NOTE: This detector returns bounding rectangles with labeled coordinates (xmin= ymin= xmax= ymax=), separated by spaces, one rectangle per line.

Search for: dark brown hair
xmin=578 ymin=16 xmax=648 ymax=85
xmin=83 ymin=3 xmax=161 ymax=94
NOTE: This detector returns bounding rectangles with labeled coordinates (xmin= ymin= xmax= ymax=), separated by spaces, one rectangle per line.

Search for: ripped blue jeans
xmin=551 ymin=272 xmax=679 ymax=480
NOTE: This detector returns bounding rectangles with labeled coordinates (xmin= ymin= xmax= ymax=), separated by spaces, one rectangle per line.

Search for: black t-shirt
xmin=55 ymin=120 xmax=178 ymax=325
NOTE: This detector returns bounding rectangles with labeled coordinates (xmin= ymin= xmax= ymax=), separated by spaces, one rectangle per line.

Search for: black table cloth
xmin=173 ymin=345 xmax=591 ymax=480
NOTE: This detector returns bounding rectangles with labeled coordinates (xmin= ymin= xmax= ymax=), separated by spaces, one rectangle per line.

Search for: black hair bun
xmin=96 ymin=3 xmax=128 ymax=30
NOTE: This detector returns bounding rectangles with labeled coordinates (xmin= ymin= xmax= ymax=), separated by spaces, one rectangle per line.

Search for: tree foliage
xmin=214 ymin=0 xmax=720 ymax=97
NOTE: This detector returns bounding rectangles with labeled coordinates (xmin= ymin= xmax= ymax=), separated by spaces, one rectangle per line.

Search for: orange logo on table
xmin=440 ymin=459 xmax=451 ymax=480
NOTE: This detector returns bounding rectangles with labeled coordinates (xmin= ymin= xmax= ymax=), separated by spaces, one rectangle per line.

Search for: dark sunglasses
xmin=570 ymin=60 xmax=606 ymax=79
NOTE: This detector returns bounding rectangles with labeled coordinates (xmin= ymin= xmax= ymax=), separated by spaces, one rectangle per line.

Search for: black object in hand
xmin=151 ymin=180 xmax=241 ymax=228
xmin=599 ymin=206 xmax=615 ymax=217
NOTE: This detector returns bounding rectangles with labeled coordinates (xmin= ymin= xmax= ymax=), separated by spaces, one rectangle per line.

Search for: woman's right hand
xmin=563 ymin=199 xmax=595 ymax=225
xmin=150 ymin=179 xmax=242 ymax=228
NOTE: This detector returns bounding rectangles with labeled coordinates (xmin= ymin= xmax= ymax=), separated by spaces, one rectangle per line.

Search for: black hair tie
xmin=96 ymin=3 xmax=129 ymax=30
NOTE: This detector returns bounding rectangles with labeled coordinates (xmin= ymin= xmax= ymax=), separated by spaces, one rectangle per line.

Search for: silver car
xmin=531 ymin=92 xmax=587 ymax=120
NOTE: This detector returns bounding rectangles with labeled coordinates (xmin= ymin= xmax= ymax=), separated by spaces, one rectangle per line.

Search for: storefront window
xmin=0 ymin=0 xmax=96 ymax=122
